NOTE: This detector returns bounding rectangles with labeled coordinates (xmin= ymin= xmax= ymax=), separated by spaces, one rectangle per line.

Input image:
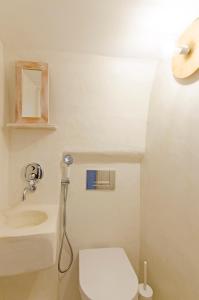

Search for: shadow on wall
xmin=3 ymin=65 xmax=10 ymax=149
xmin=9 ymin=129 xmax=56 ymax=152
xmin=58 ymin=258 xmax=80 ymax=300
xmin=174 ymin=69 xmax=199 ymax=85
xmin=0 ymin=266 xmax=58 ymax=300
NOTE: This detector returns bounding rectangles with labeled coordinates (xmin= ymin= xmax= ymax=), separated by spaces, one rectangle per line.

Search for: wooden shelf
xmin=6 ymin=123 xmax=57 ymax=130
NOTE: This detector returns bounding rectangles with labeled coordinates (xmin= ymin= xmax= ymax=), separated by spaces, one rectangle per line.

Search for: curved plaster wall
xmin=0 ymin=41 xmax=9 ymax=209
xmin=141 ymin=60 xmax=199 ymax=300
xmin=6 ymin=51 xmax=157 ymax=205
xmin=2 ymin=50 xmax=157 ymax=300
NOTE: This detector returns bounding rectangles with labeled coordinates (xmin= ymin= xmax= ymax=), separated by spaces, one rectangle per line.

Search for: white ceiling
xmin=0 ymin=0 xmax=198 ymax=58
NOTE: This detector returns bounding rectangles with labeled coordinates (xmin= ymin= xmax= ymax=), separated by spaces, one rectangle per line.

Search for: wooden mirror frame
xmin=15 ymin=61 xmax=49 ymax=124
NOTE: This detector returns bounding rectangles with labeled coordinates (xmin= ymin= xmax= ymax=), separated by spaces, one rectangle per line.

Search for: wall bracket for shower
xmin=172 ymin=18 xmax=199 ymax=79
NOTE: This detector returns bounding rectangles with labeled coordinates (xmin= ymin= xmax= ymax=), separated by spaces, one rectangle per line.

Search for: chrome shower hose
xmin=58 ymin=179 xmax=74 ymax=273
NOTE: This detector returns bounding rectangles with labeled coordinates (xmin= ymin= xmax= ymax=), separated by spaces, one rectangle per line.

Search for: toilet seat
xmin=79 ymin=248 xmax=138 ymax=300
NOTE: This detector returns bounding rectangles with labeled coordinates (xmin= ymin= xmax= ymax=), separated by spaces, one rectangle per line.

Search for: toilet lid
xmin=79 ymin=248 xmax=138 ymax=300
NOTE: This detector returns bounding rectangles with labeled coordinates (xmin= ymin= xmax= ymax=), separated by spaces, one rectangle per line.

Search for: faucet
xmin=22 ymin=186 xmax=35 ymax=201
xmin=22 ymin=163 xmax=43 ymax=201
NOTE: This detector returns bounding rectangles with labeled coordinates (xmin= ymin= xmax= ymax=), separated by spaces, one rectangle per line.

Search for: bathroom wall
xmin=0 ymin=40 xmax=10 ymax=209
xmin=0 ymin=159 xmax=141 ymax=300
xmin=5 ymin=50 xmax=157 ymax=207
xmin=59 ymin=159 xmax=141 ymax=300
xmin=2 ymin=50 xmax=157 ymax=300
xmin=141 ymin=60 xmax=199 ymax=300
xmin=0 ymin=267 xmax=58 ymax=300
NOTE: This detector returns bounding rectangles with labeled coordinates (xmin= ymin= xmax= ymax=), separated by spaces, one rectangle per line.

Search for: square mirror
xmin=15 ymin=61 xmax=49 ymax=124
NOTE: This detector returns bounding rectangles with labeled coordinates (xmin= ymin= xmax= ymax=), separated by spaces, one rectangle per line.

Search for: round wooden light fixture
xmin=172 ymin=18 xmax=199 ymax=79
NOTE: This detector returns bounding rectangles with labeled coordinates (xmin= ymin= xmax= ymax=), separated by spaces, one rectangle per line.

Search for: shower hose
xmin=58 ymin=178 xmax=74 ymax=273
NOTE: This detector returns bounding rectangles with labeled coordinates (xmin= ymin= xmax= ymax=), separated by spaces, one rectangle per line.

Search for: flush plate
xmin=86 ymin=170 xmax=115 ymax=190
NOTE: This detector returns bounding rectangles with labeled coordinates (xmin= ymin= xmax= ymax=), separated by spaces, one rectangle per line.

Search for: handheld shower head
xmin=63 ymin=154 xmax=73 ymax=166
xmin=62 ymin=154 xmax=74 ymax=184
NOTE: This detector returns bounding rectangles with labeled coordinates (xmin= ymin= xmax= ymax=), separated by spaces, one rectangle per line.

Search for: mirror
xmin=22 ymin=69 xmax=42 ymax=118
xmin=15 ymin=61 xmax=49 ymax=124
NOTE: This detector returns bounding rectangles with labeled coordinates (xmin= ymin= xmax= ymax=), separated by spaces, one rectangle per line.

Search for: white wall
xmin=5 ymin=51 xmax=157 ymax=207
xmin=59 ymin=159 xmax=140 ymax=300
xmin=0 ymin=267 xmax=58 ymax=300
xmin=0 ymin=41 xmax=10 ymax=209
xmin=2 ymin=51 xmax=157 ymax=300
xmin=141 ymin=60 xmax=199 ymax=300
xmin=0 ymin=0 xmax=199 ymax=59
xmin=0 ymin=160 xmax=141 ymax=300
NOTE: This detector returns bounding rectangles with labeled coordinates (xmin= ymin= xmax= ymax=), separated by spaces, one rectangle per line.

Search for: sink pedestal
xmin=0 ymin=203 xmax=59 ymax=276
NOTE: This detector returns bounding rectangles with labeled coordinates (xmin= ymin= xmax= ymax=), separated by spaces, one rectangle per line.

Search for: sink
xmin=6 ymin=210 xmax=48 ymax=228
xmin=0 ymin=203 xmax=59 ymax=276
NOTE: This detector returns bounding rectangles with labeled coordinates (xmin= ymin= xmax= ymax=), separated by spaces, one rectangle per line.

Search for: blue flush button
xmin=86 ymin=170 xmax=97 ymax=190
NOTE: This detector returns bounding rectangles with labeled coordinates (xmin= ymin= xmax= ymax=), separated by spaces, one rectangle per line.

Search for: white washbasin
xmin=6 ymin=210 xmax=48 ymax=228
xmin=0 ymin=202 xmax=59 ymax=276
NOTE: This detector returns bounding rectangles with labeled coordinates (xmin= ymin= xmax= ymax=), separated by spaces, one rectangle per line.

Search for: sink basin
xmin=0 ymin=203 xmax=59 ymax=276
xmin=6 ymin=210 xmax=48 ymax=228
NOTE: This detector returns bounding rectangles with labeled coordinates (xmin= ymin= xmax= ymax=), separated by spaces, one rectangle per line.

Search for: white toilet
xmin=79 ymin=248 xmax=138 ymax=300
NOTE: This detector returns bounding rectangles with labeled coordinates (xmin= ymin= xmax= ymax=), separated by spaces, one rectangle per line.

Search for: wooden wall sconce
xmin=172 ymin=18 xmax=199 ymax=79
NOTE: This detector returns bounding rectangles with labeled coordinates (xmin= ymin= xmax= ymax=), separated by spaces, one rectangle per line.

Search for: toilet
xmin=79 ymin=248 xmax=138 ymax=300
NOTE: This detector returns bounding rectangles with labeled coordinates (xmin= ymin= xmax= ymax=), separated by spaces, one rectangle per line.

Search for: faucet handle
xmin=29 ymin=173 xmax=36 ymax=180
xmin=25 ymin=163 xmax=43 ymax=182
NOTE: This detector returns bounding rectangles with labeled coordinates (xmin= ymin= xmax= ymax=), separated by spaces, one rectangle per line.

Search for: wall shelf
xmin=6 ymin=123 xmax=57 ymax=130
xmin=64 ymin=151 xmax=144 ymax=163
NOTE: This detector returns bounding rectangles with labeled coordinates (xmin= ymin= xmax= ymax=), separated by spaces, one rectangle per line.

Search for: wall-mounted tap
xmin=22 ymin=163 xmax=43 ymax=201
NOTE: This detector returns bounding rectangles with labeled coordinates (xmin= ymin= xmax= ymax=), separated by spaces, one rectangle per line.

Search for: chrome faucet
xmin=22 ymin=163 xmax=43 ymax=201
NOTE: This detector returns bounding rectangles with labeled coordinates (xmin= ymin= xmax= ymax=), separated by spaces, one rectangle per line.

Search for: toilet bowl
xmin=79 ymin=248 xmax=138 ymax=300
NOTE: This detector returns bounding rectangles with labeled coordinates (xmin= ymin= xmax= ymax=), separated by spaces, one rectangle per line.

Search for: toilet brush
xmin=144 ymin=260 xmax=147 ymax=290
xmin=138 ymin=261 xmax=153 ymax=300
